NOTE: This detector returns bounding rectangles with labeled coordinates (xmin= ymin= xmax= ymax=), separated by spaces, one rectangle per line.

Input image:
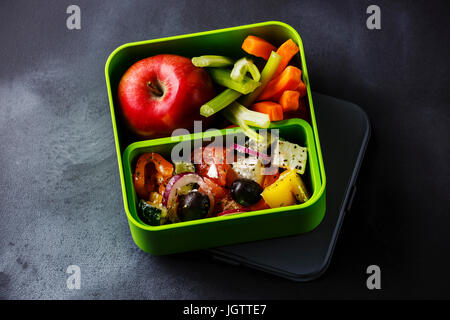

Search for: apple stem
xmin=147 ymin=81 xmax=163 ymax=97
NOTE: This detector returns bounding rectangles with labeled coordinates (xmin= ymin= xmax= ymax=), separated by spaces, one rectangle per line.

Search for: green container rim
xmin=105 ymin=20 xmax=327 ymax=235
xmin=122 ymin=118 xmax=321 ymax=231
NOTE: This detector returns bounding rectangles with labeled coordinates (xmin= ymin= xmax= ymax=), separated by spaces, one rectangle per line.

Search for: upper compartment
xmin=105 ymin=21 xmax=310 ymax=152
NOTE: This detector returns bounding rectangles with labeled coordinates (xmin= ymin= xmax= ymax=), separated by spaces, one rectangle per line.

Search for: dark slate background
xmin=0 ymin=0 xmax=449 ymax=299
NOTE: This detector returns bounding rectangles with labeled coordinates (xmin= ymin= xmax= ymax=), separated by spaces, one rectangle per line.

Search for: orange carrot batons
xmin=258 ymin=66 xmax=302 ymax=101
xmin=296 ymin=79 xmax=307 ymax=98
xmin=251 ymin=101 xmax=284 ymax=121
xmin=242 ymin=36 xmax=277 ymax=60
xmin=275 ymin=39 xmax=300 ymax=75
xmin=274 ymin=39 xmax=300 ymax=76
xmin=279 ymin=90 xmax=300 ymax=112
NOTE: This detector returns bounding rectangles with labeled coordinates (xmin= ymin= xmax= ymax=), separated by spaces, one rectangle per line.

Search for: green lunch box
xmin=105 ymin=21 xmax=327 ymax=255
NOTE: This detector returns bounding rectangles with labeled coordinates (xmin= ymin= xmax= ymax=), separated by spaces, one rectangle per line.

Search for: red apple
xmin=118 ymin=54 xmax=215 ymax=138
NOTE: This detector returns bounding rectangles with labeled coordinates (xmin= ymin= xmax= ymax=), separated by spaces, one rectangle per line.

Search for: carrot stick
xmin=285 ymin=98 xmax=309 ymax=122
xmin=279 ymin=90 xmax=300 ymax=112
xmin=251 ymin=101 xmax=284 ymax=121
xmin=257 ymin=66 xmax=302 ymax=101
xmin=296 ymin=79 xmax=307 ymax=98
xmin=274 ymin=39 xmax=300 ymax=76
xmin=242 ymin=35 xmax=277 ymax=60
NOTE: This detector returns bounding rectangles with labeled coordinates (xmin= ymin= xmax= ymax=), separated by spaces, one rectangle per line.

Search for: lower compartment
xmin=129 ymin=189 xmax=326 ymax=255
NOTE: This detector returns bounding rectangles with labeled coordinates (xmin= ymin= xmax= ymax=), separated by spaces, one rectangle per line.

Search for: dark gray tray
xmin=209 ymin=92 xmax=371 ymax=281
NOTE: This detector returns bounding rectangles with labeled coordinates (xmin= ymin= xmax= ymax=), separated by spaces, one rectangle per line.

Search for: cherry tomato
xmin=193 ymin=147 xmax=231 ymax=187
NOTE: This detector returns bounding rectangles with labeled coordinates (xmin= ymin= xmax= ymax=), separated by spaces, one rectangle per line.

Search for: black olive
xmin=230 ymin=178 xmax=263 ymax=206
xmin=177 ymin=191 xmax=210 ymax=221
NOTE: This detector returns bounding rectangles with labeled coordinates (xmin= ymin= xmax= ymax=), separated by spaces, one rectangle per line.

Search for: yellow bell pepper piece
xmin=291 ymin=172 xmax=310 ymax=203
xmin=261 ymin=170 xmax=310 ymax=208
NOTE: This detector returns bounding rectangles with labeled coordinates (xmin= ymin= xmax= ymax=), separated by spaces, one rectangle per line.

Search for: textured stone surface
xmin=0 ymin=0 xmax=449 ymax=299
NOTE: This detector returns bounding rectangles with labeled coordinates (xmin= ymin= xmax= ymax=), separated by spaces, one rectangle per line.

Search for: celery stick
xmin=230 ymin=102 xmax=270 ymax=128
xmin=191 ymin=55 xmax=234 ymax=67
xmin=230 ymin=57 xmax=261 ymax=82
xmin=246 ymin=63 xmax=261 ymax=82
xmin=222 ymin=108 xmax=261 ymax=142
xmin=239 ymin=51 xmax=282 ymax=107
xmin=200 ymin=89 xmax=241 ymax=117
xmin=221 ymin=102 xmax=270 ymax=142
xmin=209 ymin=68 xmax=260 ymax=94
xmin=230 ymin=116 xmax=265 ymax=142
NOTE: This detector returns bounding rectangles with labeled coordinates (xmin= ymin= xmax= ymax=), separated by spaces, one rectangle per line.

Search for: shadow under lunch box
xmin=105 ymin=21 xmax=327 ymax=255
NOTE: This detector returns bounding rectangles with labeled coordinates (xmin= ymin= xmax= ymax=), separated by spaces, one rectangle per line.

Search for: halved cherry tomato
xmin=193 ymin=147 xmax=231 ymax=187
xmin=199 ymin=177 xmax=228 ymax=201
xmin=246 ymin=198 xmax=270 ymax=211
xmin=133 ymin=153 xmax=174 ymax=200
xmin=261 ymin=171 xmax=280 ymax=188
xmin=215 ymin=193 xmax=243 ymax=214
xmin=225 ymin=167 xmax=239 ymax=188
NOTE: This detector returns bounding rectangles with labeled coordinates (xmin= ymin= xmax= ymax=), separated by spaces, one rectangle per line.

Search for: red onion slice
xmin=162 ymin=173 xmax=203 ymax=207
xmin=217 ymin=208 xmax=248 ymax=217
xmin=232 ymin=143 xmax=271 ymax=163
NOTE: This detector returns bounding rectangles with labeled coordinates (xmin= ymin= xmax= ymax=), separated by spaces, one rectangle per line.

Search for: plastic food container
xmin=105 ymin=21 xmax=326 ymax=255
